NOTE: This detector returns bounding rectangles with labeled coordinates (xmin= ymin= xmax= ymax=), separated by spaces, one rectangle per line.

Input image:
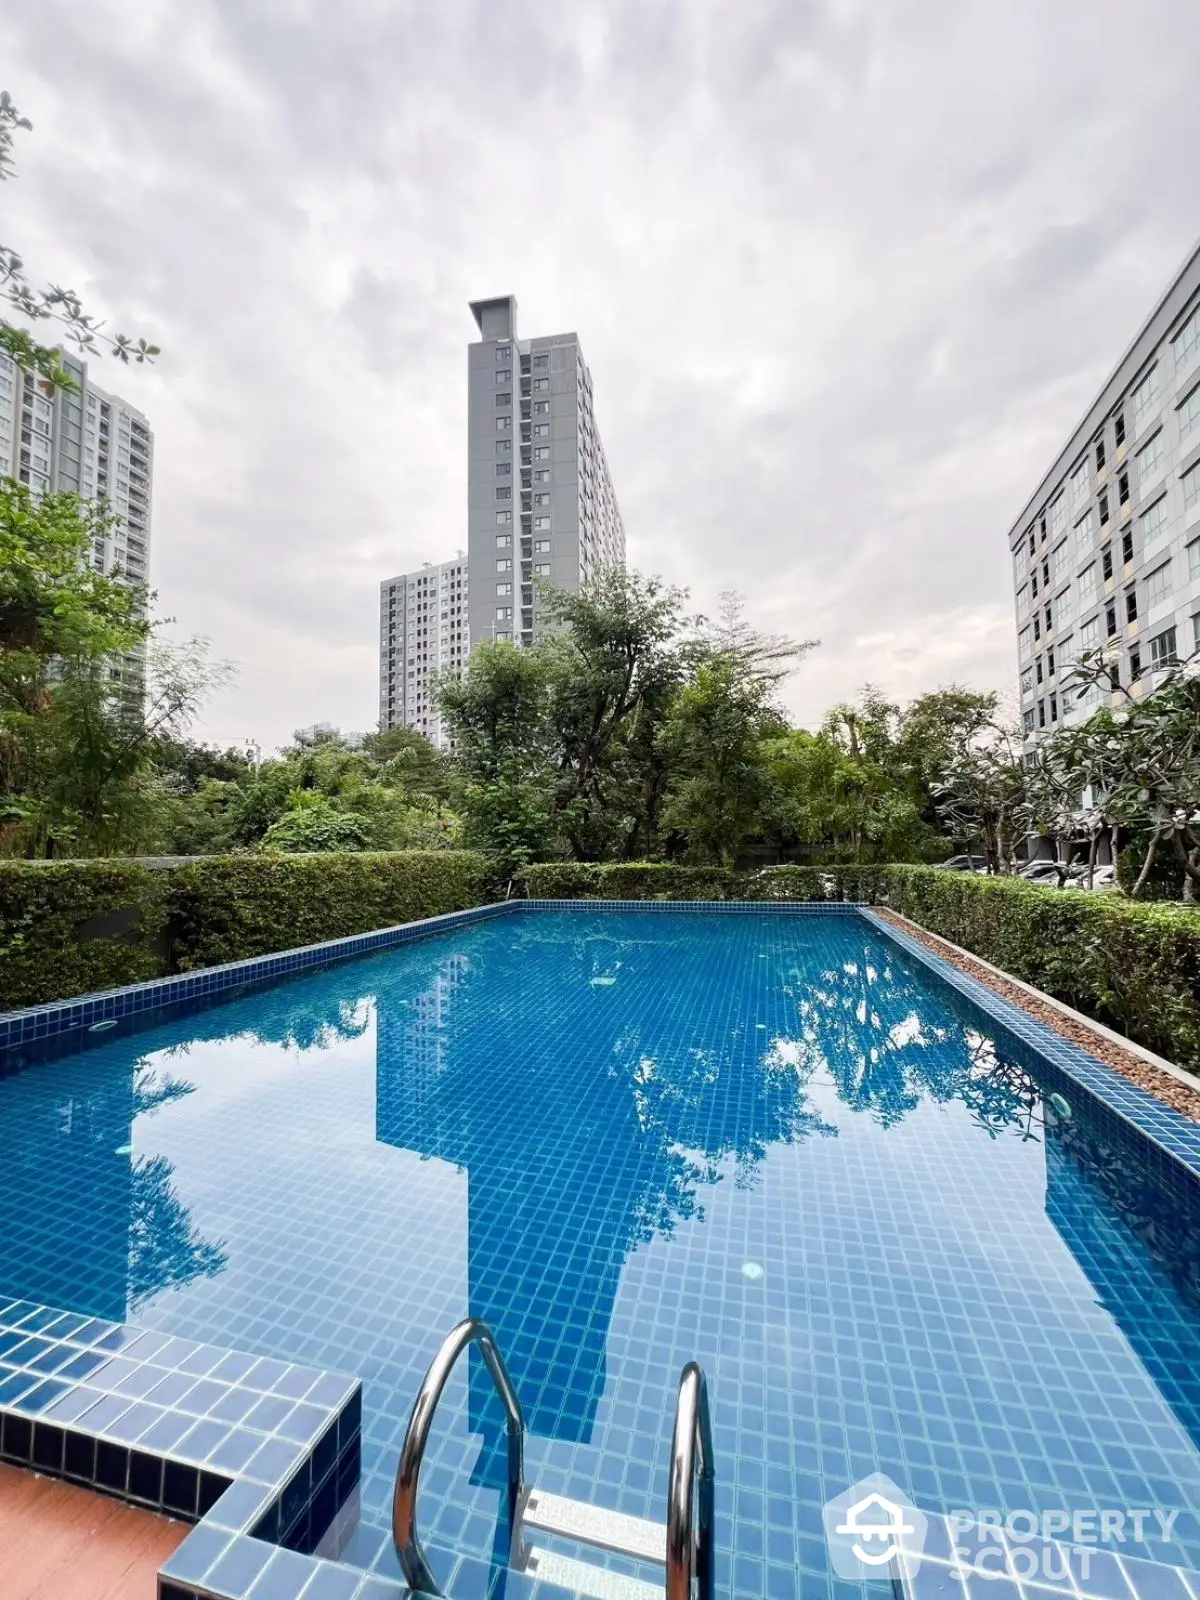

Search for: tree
xmin=1 ymin=91 xmax=158 ymax=385
xmin=660 ymin=656 xmax=775 ymax=865
xmin=260 ymin=794 xmax=372 ymax=853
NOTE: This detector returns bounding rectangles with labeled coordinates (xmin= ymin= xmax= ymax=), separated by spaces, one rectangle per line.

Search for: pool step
xmin=518 ymin=1543 xmax=663 ymax=1600
xmin=521 ymin=1487 xmax=667 ymax=1564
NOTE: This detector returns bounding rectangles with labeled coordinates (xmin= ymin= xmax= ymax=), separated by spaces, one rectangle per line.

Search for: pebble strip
xmin=874 ymin=907 xmax=1200 ymax=1125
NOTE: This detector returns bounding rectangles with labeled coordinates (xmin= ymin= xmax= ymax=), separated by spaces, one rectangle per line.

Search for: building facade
xmin=0 ymin=347 xmax=153 ymax=594
xmin=466 ymin=294 xmax=624 ymax=650
xmin=1009 ymin=243 xmax=1200 ymax=746
xmin=378 ymin=557 xmax=469 ymax=747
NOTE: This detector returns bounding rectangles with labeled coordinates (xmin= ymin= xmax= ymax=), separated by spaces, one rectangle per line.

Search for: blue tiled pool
xmin=4 ymin=906 xmax=1200 ymax=1599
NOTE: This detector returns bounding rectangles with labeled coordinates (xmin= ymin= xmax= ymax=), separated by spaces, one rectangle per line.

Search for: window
xmin=1049 ymin=493 xmax=1066 ymax=534
xmin=1130 ymin=647 xmax=1141 ymax=681
xmin=533 ymin=400 xmax=550 ymax=415
xmin=1080 ymin=614 xmax=1100 ymax=650
xmin=496 ymin=392 xmax=511 ymax=408
xmin=1099 ymin=491 xmax=1109 ymax=526
xmin=1031 ymin=570 xmax=1039 ymax=599
xmin=1105 ymin=604 xmax=1117 ymax=638
xmin=1020 ymin=666 xmax=1033 ymax=695
xmin=1179 ymin=384 xmax=1200 ymax=443
xmin=534 ymin=538 xmax=551 ymax=554
xmin=1136 ymin=429 xmax=1164 ymax=487
xmin=534 ymin=446 xmax=550 ymax=460
xmin=1189 ymin=537 xmax=1200 ymax=579
xmin=496 ymin=439 xmax=512 ymax=456
xmin=496 ymin=510 xmax=512 ymax=524
xmin=496 ymin=416 xmax=511 ymax=432
xmin=495 ymin=606 xmax=513 ymax=620
xmin=1016 ymin=583 xmax=1029 ymax=615
xmin=496 ymin=462 xmax=511 ymax=477
xmin=1194 ymin=612 xmax=1200 ymax=653
xmin=1115 ymin=413 xmax=1126 ymax=447
xmin=1038 ymin=700 xmax=1046 ymax=729
xmin=1184 ymin=461 xmax=1200 ymax=512
xmin=1173 ymin=308 xmax=1200 ymax=370
xmin=1149 ymin=626 xmax=1178 ymax=668
xmin=1074 ymin=507 xmax=1096 ymax=552
xmin=1118 ymin=470 xmax=1129 ymax=505
xmin=532 ymin=353 xmax=549 ymax=370
xmin=533 ymin=469 xmax=550 ymax=483
xmin=534 ymin=492 xmax=550 ymax=507
xmin=495 ymin=533 xmax=512 ymax=548
xmin=1078 ymin=562 xmax=1097 ymax=605
xmin=1125 ymin=587 xmax=1138 ymax=623
xmin=1096 ymin=438 xmax=1106 ymax=471
xmin=496 ymin=345 xmax=510 ymax=362
xmin=1033 ymin=615 xmax=1041 ymax=641
xmin=1023 ymin=708 xmax=1035 ymax=734
xmin=496 ymin=583 xmax=512 ymax=596
xmin=533 ymin=423 xmax=550 ymax=437
xmin=1122 ymin=528 xmax=1134 ymax=566
xmin=1102 ymin=546 xmax=1113 ymax=582
xmin=1131 ymin=368 xmax=1159 ymax=428
xmin=534 ymin=563 xmax=551 ymax=577
xmin=533 ymin=377 xmax=549 ymax=392
xmin=1049 ymin=694 xmax=1058 ymax=723
xmin=1056 ymin=586 xmax=1073 ymax=624
xmin=1071 ymin=461 xmax=1089 ymax=507
xmin=495 ymin=486 xmax=511 ymax=501
xmin=496 ymin=558 xmax=512 ymax=572
xmin=1035 ymin=657 xmax=1044 ymax=685
xmin=1146 ymin=561 xmax=1172 ymax=607
xmin=495 ymin=369 xmax=511 ymax=385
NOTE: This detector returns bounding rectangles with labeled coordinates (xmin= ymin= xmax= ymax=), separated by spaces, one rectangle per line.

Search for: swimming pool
xmin=3 ymin=904 xmax=1200 ymax=1600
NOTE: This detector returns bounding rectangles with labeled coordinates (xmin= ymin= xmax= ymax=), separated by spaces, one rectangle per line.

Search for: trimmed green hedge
xmin=524 ymin=860 xmax=1200 ymax=1070
xmin=0 ymin=850 xmax=491 ymax=1010
xmin=523 ymin=863 xmax=893 ymax=902
xmin=0 ymin=860 xmax=168 ymax=1011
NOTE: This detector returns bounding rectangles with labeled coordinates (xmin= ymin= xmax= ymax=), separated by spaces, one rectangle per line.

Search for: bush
xmin=525 ymin=859 xmax=1200 ymax=1070
xmin=0 ymin=850 xmax=492 ymax=1008
xmin=0 ymin=860 xmax=168 ymax=1010
xmin=523 ymin=862 xmax=892 ymax=902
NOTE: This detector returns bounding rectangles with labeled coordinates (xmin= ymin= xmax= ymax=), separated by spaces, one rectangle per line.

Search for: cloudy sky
xmin=4 ymin=0 xmax=1199 ymax=752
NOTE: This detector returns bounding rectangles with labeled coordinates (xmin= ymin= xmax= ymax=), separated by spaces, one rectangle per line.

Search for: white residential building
xmin=1008 ymin=241 xmax=1200 ymax=743
xmin=378 ymin=557 xmax=470 ymax=748
xmin=0 ymin=346 xmax=153 ymax=594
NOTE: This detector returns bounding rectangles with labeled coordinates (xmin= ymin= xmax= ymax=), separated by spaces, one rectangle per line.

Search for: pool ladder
xmin=392 ymin=1318 xmax=715 ymax=1600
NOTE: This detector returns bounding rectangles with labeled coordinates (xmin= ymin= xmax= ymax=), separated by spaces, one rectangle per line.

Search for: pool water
xmin=3 ymin=908 xmax=1200 ymax=1599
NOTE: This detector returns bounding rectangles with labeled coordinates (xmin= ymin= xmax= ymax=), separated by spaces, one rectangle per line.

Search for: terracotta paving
xmin=0 ymin=1461 xmax=186 ymax=1600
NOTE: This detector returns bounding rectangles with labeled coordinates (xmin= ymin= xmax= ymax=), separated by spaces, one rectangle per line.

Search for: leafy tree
xmin=260 ymin=794 xmax=372 ymax=853
xmin=1 ymin=91 xmax=158 ymax=384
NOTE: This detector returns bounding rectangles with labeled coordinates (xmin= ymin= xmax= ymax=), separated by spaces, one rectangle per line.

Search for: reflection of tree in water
xmin=787 ymin=934 xmax=1035 ymax=1136
xmin=127 ymin=1153 xmax=228 ymax=1309
xmin=158 ymin=994 xmax=371 ymax=1058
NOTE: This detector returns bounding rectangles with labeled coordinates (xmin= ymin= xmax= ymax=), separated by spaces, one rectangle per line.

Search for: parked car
xmin=1064 ymin=865 xmax=1116 ymax=890
xmin=1018 ymin=859 xmax=1086 ymax=883
xmin=938 ymin=855 xmax=989 ymax=872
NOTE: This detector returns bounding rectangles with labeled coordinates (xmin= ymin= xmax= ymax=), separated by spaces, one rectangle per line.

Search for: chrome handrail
xmin=392 ymin=1318 xmax=525 ymax=1596
xmin=665 ymin=1361 xmax=715 ymax=1600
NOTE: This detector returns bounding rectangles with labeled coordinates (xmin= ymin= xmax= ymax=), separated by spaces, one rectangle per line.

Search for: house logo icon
xmin=823 ymin=1472 xmax=928 ymax=1580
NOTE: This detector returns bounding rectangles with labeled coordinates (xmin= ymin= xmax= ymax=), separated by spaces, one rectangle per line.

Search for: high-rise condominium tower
xmin=0 ymin=347 xmax=154 ymax=594
xmin=1008 ymin=242 xmax=1200 ymax=745
xmin=378 ymin=556 xmax=470 ymax=747
xmin=466 ymin=294 xmax=624 ymax=650
xmin=378 ymin=296 xmax=625 ymax=747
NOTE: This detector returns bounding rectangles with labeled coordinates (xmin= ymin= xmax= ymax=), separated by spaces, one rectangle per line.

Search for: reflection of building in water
xmin=1043 ymin=1102 xmax=1200 ymax=1452
xmin=0 ymin=1057 xmax=224 ymax=1321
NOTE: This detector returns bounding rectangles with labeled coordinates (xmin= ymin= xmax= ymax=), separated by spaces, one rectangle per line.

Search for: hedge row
xmin=523 ymin=861 xmax=1200 ymax=1070
xmin=0 ymin=851 xmax=492 ymax=1010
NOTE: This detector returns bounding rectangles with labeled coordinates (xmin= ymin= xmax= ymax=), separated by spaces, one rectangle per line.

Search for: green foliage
xmin=165 ymin=851 xmax=492 ymax=970
xmin=260 ymin=795 xmax=372 ymax=853
xmin=0 ymin=850 xmax=491 ymax=1005
xmin=523 ymin=862 xmax=893 ymax=902
xmin=0 ymin=859 xmax=167 ymax=1008
xmin=884 ymin=865 xmax=1200 ymax=1070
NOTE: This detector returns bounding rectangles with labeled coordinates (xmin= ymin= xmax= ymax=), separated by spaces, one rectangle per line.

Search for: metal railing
xmin=666 ymin=1361 xmax=715 ymax=1600
xmin=392 ymin=1318 xmax=525 ymax=1596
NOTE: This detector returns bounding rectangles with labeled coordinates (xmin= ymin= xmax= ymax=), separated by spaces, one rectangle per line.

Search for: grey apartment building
xmin=379 ymin=295 xmax=625 ymax=745
xmin=1009 ymin=242 xmax=1200 ymax=745
xmin=467 ymin=294 xmax=624 ymax=649
xmin=0 ymin=346 xmax=154 ymax=594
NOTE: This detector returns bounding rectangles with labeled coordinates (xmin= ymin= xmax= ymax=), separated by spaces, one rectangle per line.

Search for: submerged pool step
xmin=521 ymin=1487 xmax=667 ymax=1564
xmin=519 ymin=1543 xmax=663 ymax=1600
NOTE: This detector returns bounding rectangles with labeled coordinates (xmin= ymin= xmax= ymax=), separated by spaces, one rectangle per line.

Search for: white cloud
xmin=4 ymin=0 xmax=1198 ymax=747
